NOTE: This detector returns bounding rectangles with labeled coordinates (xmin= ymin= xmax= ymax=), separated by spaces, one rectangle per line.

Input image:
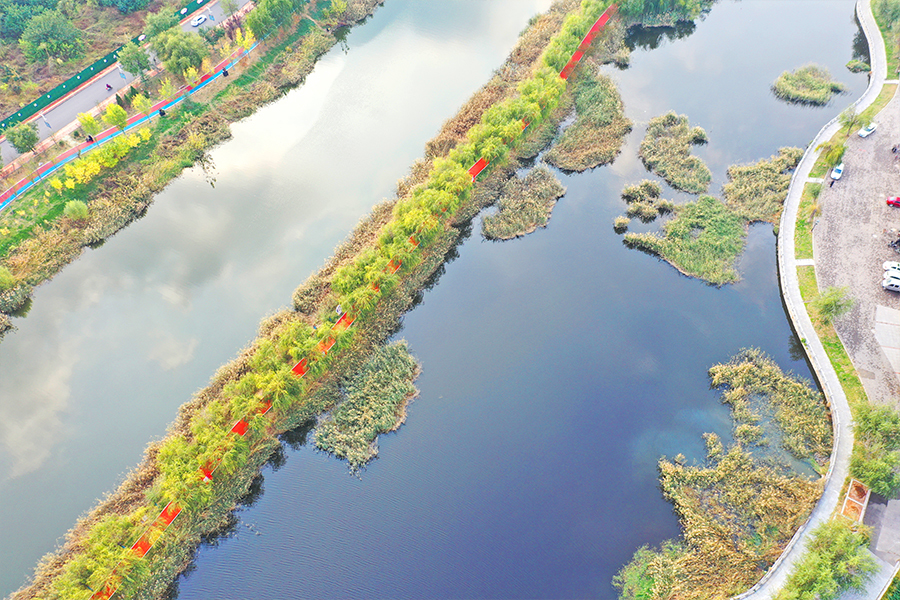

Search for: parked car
xmin=888 ymin=197 xmax=900 ymax=208
xmin=831 ymin=162 xmax=844 ymax=180
xmin=884 ymin=277 xmax=900 ymax=292
xmin=191 ymin=15 xmax=207 ymax=27
xmin=884 ymin=261 xmax=900 ymax=271
xmin=887 ymin=266 xmax=900 ymax=280
xmin=858 ymin=123 xmax=877 ymax=138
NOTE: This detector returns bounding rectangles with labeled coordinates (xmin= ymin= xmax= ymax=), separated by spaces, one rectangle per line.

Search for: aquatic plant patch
xmin=481 ymin=166 xmax=567 ymax=240
xmin=543 ymin=68 xmax=632 ymax=171
xmin=615 ymin=350 xmax=828 ymax=600
xmin=772 ymin=64 xmax=846 ymax=105
xmin=638 ymin=111 xmax=710 ymax=194
xmin=709 ymin=348 xmax=833 ymax=462
xmin=722 ymin=147 xmax=803 ymax=224
xmin=315 ymin=341 xmax=420 ymax=469
xmin=623 ymin=194 xmax=745 ymax=285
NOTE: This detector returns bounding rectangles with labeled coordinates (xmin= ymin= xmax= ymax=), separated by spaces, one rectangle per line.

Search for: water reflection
xmin=625 ymin=20 xmax=699 ymax=51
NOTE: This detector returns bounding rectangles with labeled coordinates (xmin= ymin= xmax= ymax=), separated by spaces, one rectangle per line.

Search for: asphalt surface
xmin=0 ymin=0 xmax=251 ymax=167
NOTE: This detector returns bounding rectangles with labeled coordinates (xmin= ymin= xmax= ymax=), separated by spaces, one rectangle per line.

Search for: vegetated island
xmin=622 ymin=146 xmax=801 ymax=285
xmin=614 ymin=349 xmax=834 ymax=600
xmin=481 ymin=166 xmax=566 ymax=240
xmin=0 ymin=0 xmax=375 ymax=338
xmin=772 ymin=64 xmax=847 ymax=105
xmin=9 ymin=1 xmax=642 ymax=597
xmin=638 ymin=111 xmax=710 ymax=194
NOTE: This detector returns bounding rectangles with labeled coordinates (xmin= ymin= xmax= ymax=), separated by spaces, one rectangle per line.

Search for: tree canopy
xmin=6 ymin=120 xmax=39 ymax=154
xmin=151 ymin=29 xmax=208 ymax=79
xmin=118 ymin=40 xmax=150 ymax=77
xmin=18 ymin=9 xmax=81 ymax=62
xmin=143 ymin=9 xmax=177 ymax=38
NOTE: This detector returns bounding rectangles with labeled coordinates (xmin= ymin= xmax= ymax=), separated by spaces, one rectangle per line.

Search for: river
xmin=0 ymin=0 xmax=868 ymax=598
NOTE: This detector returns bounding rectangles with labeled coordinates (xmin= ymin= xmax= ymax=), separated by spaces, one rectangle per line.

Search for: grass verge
xmin=795 ymin=183 xmax=822 ymax=260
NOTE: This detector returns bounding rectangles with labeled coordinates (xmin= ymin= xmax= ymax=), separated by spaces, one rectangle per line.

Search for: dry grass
xmin=723 ymin=147 xmax=803 ymax=224
xmin=481 ymin=165 xmax=566 ymax=240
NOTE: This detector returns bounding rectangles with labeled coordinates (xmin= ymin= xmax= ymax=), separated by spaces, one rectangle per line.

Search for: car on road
xmin=191 ymin=15 xmax=207 ymax=26
xmin=831 ymin=162 xmax=844 ymax=180
xmin=888 ymin=197 xmax=900 ymax=208
xmin=858 ymin=123 xmax=877 ymax=138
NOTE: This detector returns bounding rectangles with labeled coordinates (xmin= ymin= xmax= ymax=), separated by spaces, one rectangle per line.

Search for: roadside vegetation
xmin=772 ymin=64 xmax=847 ymax=105
xmin=543 ymin=69 xmax=632 ymax=171
xmin=638 ymin=111 xmax=710 ymax=194
xmin=795 ymin=182 xmax=821 ymax=259
xmin=873 ymin=0 xmax=900 ymax=76
xmin=10 ymin=1 xmax=627 ymax=597
xmin=775 ymin=519 xmax=878 ymax=600
xmin=482 ymin=166 xmax=566 ymax=240
xmin=315 ymin=341 xmax=420 ymax=470
xmin=615 ymin=350 xmax=829 ymax=600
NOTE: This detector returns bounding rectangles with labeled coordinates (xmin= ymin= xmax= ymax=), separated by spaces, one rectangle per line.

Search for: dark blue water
xmin=171 ymin=1 xmax=868 ymax=598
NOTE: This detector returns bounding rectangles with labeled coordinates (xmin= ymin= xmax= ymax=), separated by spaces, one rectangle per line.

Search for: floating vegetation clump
xmin=315 ymin=341 xmax=420 ymax=469
xmin=621 ymin=179 xmax=662 ymax=204
xmin=710 ymin=348 xmax=833 ymax=461
xmin=626 ymin=201 xmax=660 ymax=222
xmin=723 ymin=147 xmax=803 ymax=223
xmin=623 ymin=195 xmax=745 ymax=285
xmin=543 ymin=70 xmax=632 ymax=171
xmin=639 ymin=111 xmax=711 ymax=193
xmin=772 ymin=64 xmax=847 ymax=105
xmin=613 ymin=216 xmax=631 ymax=232
xmin=482 ymin=166 xmax=567 ymax=240
xmin=614 ymin=352 xmax=828 ymax=600
xmin=846 ymin=59 xmax=871 ymax=73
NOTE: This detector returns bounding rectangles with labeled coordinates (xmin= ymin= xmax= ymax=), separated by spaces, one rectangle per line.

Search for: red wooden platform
xmin=468 ymin=157 xmax=489 ymax=180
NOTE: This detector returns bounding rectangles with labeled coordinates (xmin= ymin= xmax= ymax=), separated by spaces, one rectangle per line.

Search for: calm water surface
xmin=0 ymin=0 xmax=867 ymax=598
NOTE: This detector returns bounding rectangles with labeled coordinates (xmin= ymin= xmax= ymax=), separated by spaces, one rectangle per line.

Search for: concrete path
xmin=0 ymin=0 xmax=252 ymax=167
xmin=734 ymin=0 xmax=892 ymax=597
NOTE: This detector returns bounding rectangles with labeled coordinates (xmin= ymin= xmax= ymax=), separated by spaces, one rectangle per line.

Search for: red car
xmin=888 ymin=197 xmax=900 ymax=208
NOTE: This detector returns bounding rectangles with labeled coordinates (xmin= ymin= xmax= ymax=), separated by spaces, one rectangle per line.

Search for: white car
xmin=884 ymin=277 xmax=900 ymax=292
xmin=885 ymin=261 xmax=900 ymax=271
xmin=831 ymin=162 xmax=844 ymax=180
xmin=190 ymin=15 xmax=207 ymax=27
xmin=858 ymin=123 xmax=877 ymax=138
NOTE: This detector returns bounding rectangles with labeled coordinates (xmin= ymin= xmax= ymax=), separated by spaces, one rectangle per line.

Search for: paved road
xmin=734 ymin=0 xmax=894 ymax=598
xmin=0 ymin=0 xmax=251 ymax=167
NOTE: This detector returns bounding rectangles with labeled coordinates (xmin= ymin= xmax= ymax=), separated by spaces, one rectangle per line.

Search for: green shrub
xmin=773 ymin=64 xmax=847 ymax=105
xmin=639 ymin=111 xmax=711 ymax=194
xmin=63 ymin=200 xmax=89 ymax=221
xmin=850 ymin=402 xmax=900 ymax=495
xmin=0 ymin=266 xmax=15 ymax=291
xmin=776 ymin=520 xmax=878 ymax=600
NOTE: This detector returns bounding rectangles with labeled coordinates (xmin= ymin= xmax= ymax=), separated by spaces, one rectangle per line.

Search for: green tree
xmin=18 ymin=10 xmax=82 ymax=62
xmin=63 ymin=200 xmax=89 ymax=221
xmin=77 ymin=112 xmax=102 ymax=136
xmin=118 ymin=41 xmax=150 ymax=78
xmin=777 ymin=520 xmax=878 ymax=600
xmin=839 ymin=106 xmax=867 ymax=137
xmin=151 ymin=29 xmax=208 ymax=79
xmin=158 ymin=77 xmax=176 ymax=100
xmin=816 ymin=139 xmax=847 ymax=168
xmin=98 ymin=0 xmax=151 ymax=14
xmin=0 ymin=266 xmax=15 ymax=291
xmin=103 ymin=103 xmax=128 ymax=131
xmin=6 ymin=121 xmax=39 ymax=154
xmin=813 ymin=286 xmax=854 ymax=324
xmin=244 ymin=3 xmax=274 ymax=39
xmin=221 ymin=0 xmax=239 ymax=16
xmin=143 ymin=10 xmax=178 ymax=38
xmin=132 ymin=93 xmax=152 ymax=115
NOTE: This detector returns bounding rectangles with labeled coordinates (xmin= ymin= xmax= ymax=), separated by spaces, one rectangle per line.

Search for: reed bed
xmin=623 ymin=195 xmax=745 ymax=285
xmin=638 ymin=111 xmax=710 ymax=194
xmin=709 ymin=348 xmax=833 ymax=462
xmin=772 ymin=64 xmax=846 ymax=105
xmin=613 ymin=216 xmax=630 ymax=232
xmin=722 ymin=147 xmax=803 ymax=223
xmin=481 ymin=166 xmax=566 ymax=240
xmin=621 ymin=179 xmax=661 ymax=204
xmin=315 ymin=341 xmax=419 ymax=469
xmin=543 ymin=69 xmax=632 ymax=171
xmin=615 ymin=350 xmax=828 ymax=600
xmin=625 ymin=200 xmax=659 ymax=222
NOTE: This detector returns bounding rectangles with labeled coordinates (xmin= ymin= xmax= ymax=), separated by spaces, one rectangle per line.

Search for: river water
xmin=0 ymin=0 xmax=868 ymax=598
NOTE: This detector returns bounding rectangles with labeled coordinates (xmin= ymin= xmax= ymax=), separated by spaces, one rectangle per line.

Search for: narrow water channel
xmin=0 ymin=0 xmax=868 ymax=598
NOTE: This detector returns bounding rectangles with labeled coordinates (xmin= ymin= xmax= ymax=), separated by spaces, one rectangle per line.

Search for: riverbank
xmin=0 ymin=0 xmax=377 ymax=338
xmin=8 ymin=1 xmax=617 ymax=597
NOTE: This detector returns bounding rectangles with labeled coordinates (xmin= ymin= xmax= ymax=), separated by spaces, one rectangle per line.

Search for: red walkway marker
xmin=230 ymin=419 xmax=249 ymax=436
xmin=291 ymin=358 xmax=309 ymax=377
xmin=559 ymin=5 xmax=617 ymax=79
xmin=332 ymin=312 xmax=355 ymax=333
xmin=468 ymin=157 xmax=489 ymax=180
xmin=317 ymin=337 xmax=336 ymax=354
xmin=386 ymin=259 xmax=402 ymax=275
